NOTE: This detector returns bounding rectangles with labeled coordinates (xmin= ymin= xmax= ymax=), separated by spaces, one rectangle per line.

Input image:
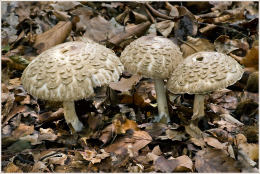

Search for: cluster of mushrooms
xmin=21 ymin=35 xmax=244 ymax=134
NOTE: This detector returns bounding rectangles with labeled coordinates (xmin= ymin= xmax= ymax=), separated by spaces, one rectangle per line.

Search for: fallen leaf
xmin=38 ymin=108 xmax=64 ymax=123
xmin=174 ymin=155 xmax=193 ymax=172
xmin=174 ymin=6 xmax=198 ymax=40
xmin=154 ymin=156 xmax=178 ymax=172
xmin=33 ymin=21 xmax=72 ymax=53
xmin=204 ymin=137 xmax=226 ymax=150
xmin=99 ymin=124 xmax=116 ymax=144
xmin=12 ymin=123 xmax=34 ymax=139
xmin=155 ymin=20 xmax=175 ymax=37
xmin=241 ymin=42 xmax=258 ymax=71
xmin=4 ymin=162 xmax=23 ymax=173
xmin=50 ymin=1 xmax=82 ymax=11
xmin=112 ymin=114 xmax=140 ymax=134
xmin=83 ymin=16 xmax=124 ymax=42
xmin=207 ymin=128 xmax=234 ymax=143
xmin=180 ymin=36 xmax=215 ymax=58
xmin=105 ymin=130 xmax=152 ymax=156
xmin=80 ymin=149 xmax=110 ymax=164
xmin=109 ymin=74 xmax=141 ymax=92
xmin=31 ymin=161 xmax=49 ymax=172
xmin=214 ymin=35 xmax=249 ymax=54
xmin=195 ymin=148 xmax=240 ymax=172
xmin=39 ymin=128 xmax=58 ymax=141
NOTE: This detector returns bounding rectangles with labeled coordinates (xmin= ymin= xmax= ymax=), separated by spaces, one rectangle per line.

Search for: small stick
xmin=145 ymin=2 xmax=175 ymax=20
xmin=144 ymin=5 xmax=156 ymax=23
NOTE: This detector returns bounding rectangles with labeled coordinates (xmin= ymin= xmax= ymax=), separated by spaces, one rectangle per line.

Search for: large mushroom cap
xmin=120 ymin=35 xmax=183 ymax=79
xmin=167 ymin=52 xmax=244 ymax=94
xmin=22 ymin=41 xmax=124 ymax=101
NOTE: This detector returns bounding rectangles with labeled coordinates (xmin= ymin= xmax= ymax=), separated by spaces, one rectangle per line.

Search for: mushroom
xmin=22 ymin=41 xmax=124 ymax=132
xmin=167 ymin=52 xmax=244 ymax=135
xmin=120 ymin=36 xmax=183 ymax=123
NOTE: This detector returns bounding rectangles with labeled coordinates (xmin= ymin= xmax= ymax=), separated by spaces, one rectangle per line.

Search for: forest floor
xmin=1 ymin=1 xmax=259 ymax=172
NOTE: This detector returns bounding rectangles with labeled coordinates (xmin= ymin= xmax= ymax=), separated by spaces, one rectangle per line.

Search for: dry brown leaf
xmin=204 ymin=137 xmax=226 ymax=150
xmin=38 ymin=108 xmax=64 ymax=123
xmin=83 ymin=16 xmax=124 ymax=42
xmin=207 ymin=128 xmax=234 ymax=143
xmin=180 ymin=36 xmax=215 ymax=58
xmin=112 ymin=114 xmax=139 ymax=134
xmin=39 ymin=128 xmax=58 ymax=141
xmin=214 ymin=35 xmax=249 ymax=54
xmin=235 ymin=134 xmax=259 ymax=162
xmin=152 ymin=145 xmax=162 ymax=156
xmin=31 ymin=161 xmax=49 ymax=172
xmin=109 ymin=74 xmax=141 ymax=92
xmin=209 ymin=1 xmax=232 ymax=12
xmin=195 ymin=148 xmax=240 ymax=172
xmin=4 ymin=162 xmax=23 ymax=173
xmin=174 ymin=155 xmax=193 ymax=172
xmin=50 ymin=1 xmax=82 ymax=11
xmin=155 ymin=20 xmax=175 ymax=37
xmin=3 ymin=105 xmax=30 ymax=125
xmin=241 ymin=43 xmax=258 ymax=71
xmin=12 ymin=123 xmax=34 ymax=139
xmin=189 ymin=137 xmax=206 ymax=148
xmin=33 ymin=21 xmax=72 ymax=53
xmin=80 ymin=149 xmax=110 ymax=164
xmin=99 ymin=124 xmax=115 ymax=144
xmin=105 ymin=130 xmax=152 ymax=156
xmin=174 ymin=6 xmax=198 ymax=40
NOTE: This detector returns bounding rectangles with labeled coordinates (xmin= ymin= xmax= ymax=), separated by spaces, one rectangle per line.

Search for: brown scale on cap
xmin=167 ymin=52 xmax=244 ymax=94
xmin=22 ymin=41 xmax=124 ymax=102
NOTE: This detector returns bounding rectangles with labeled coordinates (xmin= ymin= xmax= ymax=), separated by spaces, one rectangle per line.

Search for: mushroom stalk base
xmin=154 ymin=78 xmax=170 ymax=123
xmin=63 ymin=101 xmax=84 ymax=132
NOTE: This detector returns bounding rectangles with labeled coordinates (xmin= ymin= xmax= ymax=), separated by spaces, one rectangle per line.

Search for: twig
xmin=177 ymin=38 xmax=199 ymax=52
xmin=144 ymin=5 xmax=156 ymax=23
xmin=145 ymin=2 xmax=175 ymax=20
xmin=109 ymin=21 xmax=151 ymax=45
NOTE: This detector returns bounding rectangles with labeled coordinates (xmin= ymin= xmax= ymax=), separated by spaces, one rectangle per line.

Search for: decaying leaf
xmin=204 ymin=136 xmax=226 ymax=150
xmin=155 ymin=20 xmax=175 ymax=37
xmin=180 ymin=36 xmax=215 ymax=58
xmin=33 ymin=21 xmax=72 ymax=53
xmin=214 ymin=35 xmax=249 ymax=54
xmin=80 ymin=149 xmax=110 ymax=164
xmin=12 ymin=123 xmax=34 ymax=139
xmin=195 ymin=148 xmax=240 ymax=172
xmin=109 ymin=74 xmax=141 ymax=92
xmin=105 ymin=130 xmax=152 ymax=156
xmin=112 ymin=114 xmax=140 ymax=134
xmin=149 ymin=154 xmax=193 ymax=172
xmin=83 ymin=16 xmax=124 ymax=42
xmin=4 ymin=162 xmax=23 ymax=173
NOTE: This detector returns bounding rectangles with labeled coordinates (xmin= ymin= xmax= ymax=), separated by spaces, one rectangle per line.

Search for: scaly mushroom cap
xmin=120 ymin=36 xmax=183 ymax=79
xmin=22 ymin=41 xmax=124 ymax=101
xmin=167 ymin=52 xmax=244 ymax=94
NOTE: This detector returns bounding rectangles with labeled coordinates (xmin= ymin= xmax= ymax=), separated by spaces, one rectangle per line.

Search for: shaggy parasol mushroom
xmin=120 ymin=35 xmax=183 ymax=123
xmin=22 ymin=41 xmax=124 ymax=132
xmin=167 ymin=52 xmax=244 ymax=135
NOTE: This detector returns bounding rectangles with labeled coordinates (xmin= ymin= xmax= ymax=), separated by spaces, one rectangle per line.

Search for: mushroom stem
xmin=63 ymin=101 xmax=84 ymax=132
xmin=192 ymin=94 xmax=205 ymax=120
xmin=154 ymin=78 xmax=170 ymax=123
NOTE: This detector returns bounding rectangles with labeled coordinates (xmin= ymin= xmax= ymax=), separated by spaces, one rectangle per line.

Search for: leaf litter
xmin=1 ymin=1 xmax=259 ymax=173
